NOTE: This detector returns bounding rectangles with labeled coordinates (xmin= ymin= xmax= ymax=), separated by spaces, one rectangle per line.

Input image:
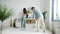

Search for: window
xmin=52 ymin=0 xmax=60 ymax=21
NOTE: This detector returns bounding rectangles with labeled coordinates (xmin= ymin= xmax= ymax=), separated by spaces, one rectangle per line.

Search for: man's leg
xmin=35 ymin=17 xmax=46 ymax=32
xmin=41 ymin=17 xmax=46 ymax=32
xmin=37 ymin=18 xmax=41 ymax=31
xmin=35 ymin=20 xmax=37 ymax=30
xmin=35 ymin=19 xmax=40 ymax=32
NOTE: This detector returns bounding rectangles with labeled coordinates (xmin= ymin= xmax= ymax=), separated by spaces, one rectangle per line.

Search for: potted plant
xmin=42 ymin=11 xmax=47 ymax=21
xmin=0 ymin=5 xmax=12 ymax=30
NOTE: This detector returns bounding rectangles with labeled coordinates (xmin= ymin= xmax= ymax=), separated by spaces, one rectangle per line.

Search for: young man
xmin=31 ymin=7 xmax=46 ymax=32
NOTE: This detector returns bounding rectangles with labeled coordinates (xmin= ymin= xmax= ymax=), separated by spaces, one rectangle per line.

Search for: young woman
xmin=21 ymin=8 xmax=28 ymax=29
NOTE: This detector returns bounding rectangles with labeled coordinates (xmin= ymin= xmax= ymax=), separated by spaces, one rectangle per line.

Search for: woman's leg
xmin=23 ymin=19 xmax=26 ymax=28
xmin=21 ymin=17 xmax=25 ymax=28
xmin=21 ymin=17 xmax=23 ymax=28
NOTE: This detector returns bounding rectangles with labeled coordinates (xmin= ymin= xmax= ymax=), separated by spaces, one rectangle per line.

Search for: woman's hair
xmin=23 ymin=8 xmax=27 ymax=14
xmin=23 ymin=8 xmax=28 ymax=18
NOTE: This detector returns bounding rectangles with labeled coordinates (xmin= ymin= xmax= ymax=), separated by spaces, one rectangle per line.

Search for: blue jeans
xmin=21 ymin=16 xmax=26 ymax=27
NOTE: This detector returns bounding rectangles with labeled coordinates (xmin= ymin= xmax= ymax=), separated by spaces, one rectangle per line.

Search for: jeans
xmin=21 ymin=16 xmax=26 ymax=27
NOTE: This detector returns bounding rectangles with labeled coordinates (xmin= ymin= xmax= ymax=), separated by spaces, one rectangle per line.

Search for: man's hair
xmin=31 ymin=7 xmax=35 ymax=10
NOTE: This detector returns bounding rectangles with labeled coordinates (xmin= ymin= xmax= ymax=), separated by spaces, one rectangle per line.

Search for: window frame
xmin=52 ymin=0 xmax=60 ymax=22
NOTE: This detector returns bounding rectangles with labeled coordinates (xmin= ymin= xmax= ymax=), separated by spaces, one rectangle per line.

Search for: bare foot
xmin=43 ymin=30 xmax=46 ymax=33
xmin=35 ymin=30 xmax=39 ymax=32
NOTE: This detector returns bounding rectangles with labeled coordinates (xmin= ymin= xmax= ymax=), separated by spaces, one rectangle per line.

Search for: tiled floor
xmin=0 ymin=30 xmax=2 ymax=34
xmin=2 ymin=27 xmax=52 ymax=34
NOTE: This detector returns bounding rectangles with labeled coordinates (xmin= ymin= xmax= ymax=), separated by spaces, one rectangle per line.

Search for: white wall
xmin=40 ymin=0 xmax=50 ymax=29
xmin=0 ymin=0 xmax=40 ymax=19
xmin=0 ymin=0 xmax=50 ymax=19
xmin=44 ymin=0 xmax=50 ymax=29
xmin=0 ymin=0 xmax=41 ymax=28
xmin=0 ymin=0 xmax=51 ymax=29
